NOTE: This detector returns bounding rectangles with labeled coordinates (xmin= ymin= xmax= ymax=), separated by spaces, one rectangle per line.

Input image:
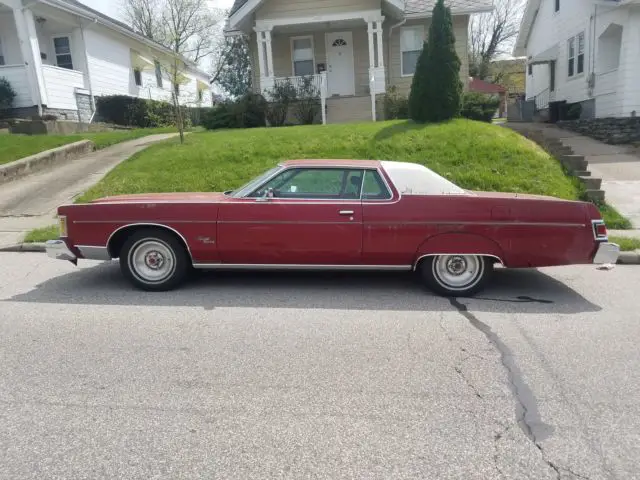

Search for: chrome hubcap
xmin=433 ymin=255 xmax=483 ymax=290
xmin=129 ymin=240 xmax=175 ymax=283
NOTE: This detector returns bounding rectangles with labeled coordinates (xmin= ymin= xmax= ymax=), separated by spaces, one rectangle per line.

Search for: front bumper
xmin=593 ymin=242 xmax=620 ymax=264
xmin=46 ymin=239 xmax=77 ymax=264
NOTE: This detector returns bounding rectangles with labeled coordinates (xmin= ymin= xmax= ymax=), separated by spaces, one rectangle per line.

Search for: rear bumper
xmin=46 ymin=239 xmax=77 ymax=264
xmin=593 ymin=242 xmax=620 ymax=264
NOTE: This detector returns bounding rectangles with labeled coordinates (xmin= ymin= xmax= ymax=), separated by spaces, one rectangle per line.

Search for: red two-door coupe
xmin=46 ymin=159 xmax=619 ymax=296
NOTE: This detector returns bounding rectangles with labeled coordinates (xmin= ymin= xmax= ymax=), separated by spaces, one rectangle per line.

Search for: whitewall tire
xmin=420 ymin=255 xmax=492 ymax=297
xmin=119 ymin=229 xmax=190 ymax=291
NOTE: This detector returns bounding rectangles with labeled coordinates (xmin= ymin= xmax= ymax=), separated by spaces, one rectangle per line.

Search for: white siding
xmin=0 ymin=12 xmax=23 ymax=65
xmin=256 ymin=0 xmax=380 ymax=20
xmin=525 ymin=0 xmax=640 ymax=117
xmin=41 ymin=64 xmax=84 ymax=109
xmin=0 ymin=65 xmax=31 ymax=107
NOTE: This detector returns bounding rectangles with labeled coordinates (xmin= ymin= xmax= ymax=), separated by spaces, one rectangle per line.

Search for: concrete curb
xmin=2 ymin=243 xmax=639 ymax=264
xmin=0 ymin=242 xmax=47 ymax=253
xmin=0 ymin=140 xmax=95 ymax=185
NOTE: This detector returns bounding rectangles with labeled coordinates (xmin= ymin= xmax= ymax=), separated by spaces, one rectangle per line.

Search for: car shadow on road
xmin=6 ymin=261 xmax=601 ymax=314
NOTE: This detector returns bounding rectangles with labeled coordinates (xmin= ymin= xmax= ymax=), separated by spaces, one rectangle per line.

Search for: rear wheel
xmin=119 ymin=229 xmax=190 ymax=291
xmin=419 ymin=254 xmax=492 ymax=297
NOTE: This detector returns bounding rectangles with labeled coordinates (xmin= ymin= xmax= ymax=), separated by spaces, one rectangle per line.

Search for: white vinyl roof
xmin=381 ymin=161 xmax=469 ymax=196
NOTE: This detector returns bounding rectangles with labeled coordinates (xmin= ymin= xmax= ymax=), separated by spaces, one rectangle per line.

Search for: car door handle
xmin=339 ymin=210 xmax=354 ymax=215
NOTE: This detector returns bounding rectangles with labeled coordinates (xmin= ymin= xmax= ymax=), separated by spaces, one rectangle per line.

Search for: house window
xmin=133 ymin=69 xmax=143 ymax=87
xmin=291 ymin=36 xmax=314 ymax=76
xmin=555 ymin=0 xmax=560 ymax=12
xmin=568 ymin=32 xmax=585 ymax=77
xmin=528 ymin=63 xmax=533 ymax=75
xmin=53 ymin=36 xmax=73 ymax=70
xmin=400 ymin=26 xmax=425 ymax=76
xmin=198 ymin=89 xmax=204 ymax=102
xmin=0 ymin=38 xmax=5 ymax=66
xmin=154 ymin=60 xmax=163 ymax=88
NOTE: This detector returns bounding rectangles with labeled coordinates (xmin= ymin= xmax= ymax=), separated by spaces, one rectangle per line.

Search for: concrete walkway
xmin=0 ymin=133 xmax=178 ymax=249
xmin=509 ymin=123 xmax=640 ymax=233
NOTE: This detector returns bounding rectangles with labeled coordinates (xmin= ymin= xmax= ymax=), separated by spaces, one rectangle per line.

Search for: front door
xmin=217 ymin=167 xmax=364 ymax=265
xmin=325 ymin=31 xmax=355 ymax=96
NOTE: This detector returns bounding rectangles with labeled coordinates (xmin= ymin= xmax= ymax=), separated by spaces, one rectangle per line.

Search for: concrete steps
xmin=507 ymin=124 xmax=606 ymax=202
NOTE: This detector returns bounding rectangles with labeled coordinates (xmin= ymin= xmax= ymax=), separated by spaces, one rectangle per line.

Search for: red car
xmin=46 ymin=159 xmax=619 ymax=296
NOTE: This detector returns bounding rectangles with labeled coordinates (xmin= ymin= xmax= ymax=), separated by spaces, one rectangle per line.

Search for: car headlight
xmin=59 ymin=216 xmax=68 ymax=237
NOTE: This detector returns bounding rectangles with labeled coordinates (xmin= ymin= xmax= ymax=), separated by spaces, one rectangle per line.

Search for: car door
xmin=217 ymin=167 xmax=364 ymax=265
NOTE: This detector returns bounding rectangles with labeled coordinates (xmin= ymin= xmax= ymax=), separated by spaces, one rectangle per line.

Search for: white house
xmin=225 ymin=0 xmax=493 ymax=124
xmin=0 ymin=0 xmax=213 ymax=122
xmin=514 ymin=0 xmax=640 ymax=118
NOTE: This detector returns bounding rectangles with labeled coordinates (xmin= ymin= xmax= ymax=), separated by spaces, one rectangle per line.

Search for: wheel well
xmin=413 ymin=254 xmax=503 ymax=271
xmin=107 ymin=225 xmax=192 ymax=261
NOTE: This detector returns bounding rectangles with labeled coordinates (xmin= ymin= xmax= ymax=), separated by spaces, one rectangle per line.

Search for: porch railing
xmin=0 ymin=65 xmax=31 ymax=107
xmin=41 ymin=65 xmax=85 ymax=111
xmin=534 ymin=88 xmax=550 ymax=111
xmin=260 ymin=73 xmax=328 ymax=125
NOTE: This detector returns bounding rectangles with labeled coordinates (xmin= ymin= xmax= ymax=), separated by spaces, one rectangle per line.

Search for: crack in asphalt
xmin=448 ymin=298 xmax=565 ymax=478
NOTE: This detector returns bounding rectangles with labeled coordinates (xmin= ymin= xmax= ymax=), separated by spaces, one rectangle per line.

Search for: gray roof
xmin=229 ymin=0 xmax=492 ymax=17
xmin=229 ymin=0 xmax=249 ymax=16
xmin=404 ymin=0 xmax=493 ymax=14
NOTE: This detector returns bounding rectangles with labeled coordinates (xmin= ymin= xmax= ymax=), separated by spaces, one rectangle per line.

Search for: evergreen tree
xmin=409 ymin=0 xmax=462 ymax=123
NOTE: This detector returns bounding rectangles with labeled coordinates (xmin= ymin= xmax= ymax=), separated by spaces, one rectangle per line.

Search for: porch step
xmin=326 ymin=96 xmax=372 ymax=124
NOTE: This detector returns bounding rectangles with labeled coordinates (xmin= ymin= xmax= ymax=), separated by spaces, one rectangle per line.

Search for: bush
xmin=96 ymin=95 xmax=190 ymax=128
xmin=202 ymin=94 xmax=267 ymax=130
xmin=266 ymin=79 xmax=297 ymax=127
xmin=0 ymin=77 xmax=17 ymax=111
xmin=460 ymin=92 xmax=500 ymax=123
xmin=409 ymin=0 xmax=462 ymax=123
xmin=383 ymin=85 xmax=409 ymax=120
xmin=293 ymin=76 xmax=320 ymax=125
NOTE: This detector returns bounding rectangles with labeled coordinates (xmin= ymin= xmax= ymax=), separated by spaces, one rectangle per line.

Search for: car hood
xmin=90 ymin=192 xmax=227 ymax=204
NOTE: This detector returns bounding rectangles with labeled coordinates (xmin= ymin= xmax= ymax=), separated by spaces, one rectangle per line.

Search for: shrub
xmin=409 ymin=0 xmax=462 ymax=123
xmin=0 ymin=77 xmax=17 ymax=112
xmin=96 ymin=95 xmax=190 ymax=128
xmin=202 ymin=94 xmax=267 ymax=130
xmin=460 ymin=92 xmax=500 ymax=123
xmin=266 ymin=79 xmax=297 ymax=127
xmin=293 ymin=76 xmax=320 ymax=125
xmin=383 ymin=85 xmax=409 ymax=120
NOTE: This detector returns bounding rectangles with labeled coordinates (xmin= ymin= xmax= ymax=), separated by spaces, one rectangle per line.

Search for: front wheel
xmin=419 ymin=255 xmax=492 ymax=297
xmin=119 ymin=229 xmax=190 ymax=292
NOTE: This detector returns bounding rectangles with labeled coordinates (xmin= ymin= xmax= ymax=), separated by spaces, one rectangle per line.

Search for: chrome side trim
xmin=74 ymin=220 xmax=217 ymax=224
xmin=192 ymin=263 xmax=413 ymax=271
xmin=412 ymin=253 xmax=504 ymax=271
xmin=76 ymin=245 xmax=112 ymax=261
xmin=367 ymin=221 xmax=586 ymax=227
xmin=217 ymin=220 xmax=363 ymax=225
xmin=105 ymin=223 xmax=194 ymax=260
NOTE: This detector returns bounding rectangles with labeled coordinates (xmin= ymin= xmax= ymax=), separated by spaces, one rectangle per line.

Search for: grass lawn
xmin=609 ymin=236 xmax=640 ymax=252
xmin=0 ymin=126 xmax=177 ymax=166
xmin=76 ymin=119 xmax=629 ymax=228
xmin=23 ymin=225 xmax=59 ymax=243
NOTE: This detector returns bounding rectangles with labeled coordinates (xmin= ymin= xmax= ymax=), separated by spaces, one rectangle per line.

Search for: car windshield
xmin=229 ymin=166 xmax=284 ymax=198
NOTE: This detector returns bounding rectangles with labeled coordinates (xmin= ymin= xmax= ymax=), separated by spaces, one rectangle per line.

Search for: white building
xmin=0 ymin=0 xmax=213 ymax=122
xmin=514 ymin=0 xmax=640 ymax=118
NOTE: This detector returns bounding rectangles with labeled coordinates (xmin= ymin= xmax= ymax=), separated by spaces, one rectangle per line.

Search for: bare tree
xmin=469 ymin=0 xmax=525 ymax=80
xmin=122 ymin=0 xmax=225 ymax=63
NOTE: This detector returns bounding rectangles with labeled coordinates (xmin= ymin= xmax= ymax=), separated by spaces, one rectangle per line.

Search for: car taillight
xmin=58 ymin=216 xmax=68 ymax=237
xmin=592 ymin=220 xmax=607 ymax=240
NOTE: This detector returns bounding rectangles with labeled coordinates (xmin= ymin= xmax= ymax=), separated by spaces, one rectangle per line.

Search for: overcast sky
xmin=78 ymin=0 xmax=235 ymax=21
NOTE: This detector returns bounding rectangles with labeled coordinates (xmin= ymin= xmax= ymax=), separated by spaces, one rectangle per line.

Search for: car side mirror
xmin=256 ymin=187 xmax=274 ymax=202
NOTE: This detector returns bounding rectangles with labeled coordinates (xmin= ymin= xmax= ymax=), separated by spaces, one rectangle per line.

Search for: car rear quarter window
xmin=363 ymin=170 xmax=392 ymax=200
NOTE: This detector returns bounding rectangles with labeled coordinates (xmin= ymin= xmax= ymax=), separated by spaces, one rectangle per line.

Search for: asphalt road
xmin=1 ymin=252 xmax=639 ymax=480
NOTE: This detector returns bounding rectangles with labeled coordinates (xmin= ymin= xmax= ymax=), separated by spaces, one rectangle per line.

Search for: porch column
xmin=264 ymin=28 xmax=274 ymax=79
xmin=375 ymin=19 xmax=385 ymax=68
xmin=367 ymin=22 xmax=375 ymax=68
xmin=12 ymin=7 xmax=48 ymax=109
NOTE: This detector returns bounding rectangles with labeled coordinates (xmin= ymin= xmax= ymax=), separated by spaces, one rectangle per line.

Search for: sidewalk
xmin=509 ymin=123 xmax=640 ymax=233
xmin=0 ymin=133 xmax=178 ymax=249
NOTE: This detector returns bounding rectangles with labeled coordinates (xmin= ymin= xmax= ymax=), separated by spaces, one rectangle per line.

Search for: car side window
xmin=249 ymin=168 xmax=364 ymax=199
xmin=362 ymin=170 xmax=392 ymax=200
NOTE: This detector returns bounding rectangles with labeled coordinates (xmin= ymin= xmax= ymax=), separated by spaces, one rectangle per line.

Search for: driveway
xmin=1 ymin=253 xmax=639 ymax=479
xmin=0 ymin=133 xmax=178 ymax=249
